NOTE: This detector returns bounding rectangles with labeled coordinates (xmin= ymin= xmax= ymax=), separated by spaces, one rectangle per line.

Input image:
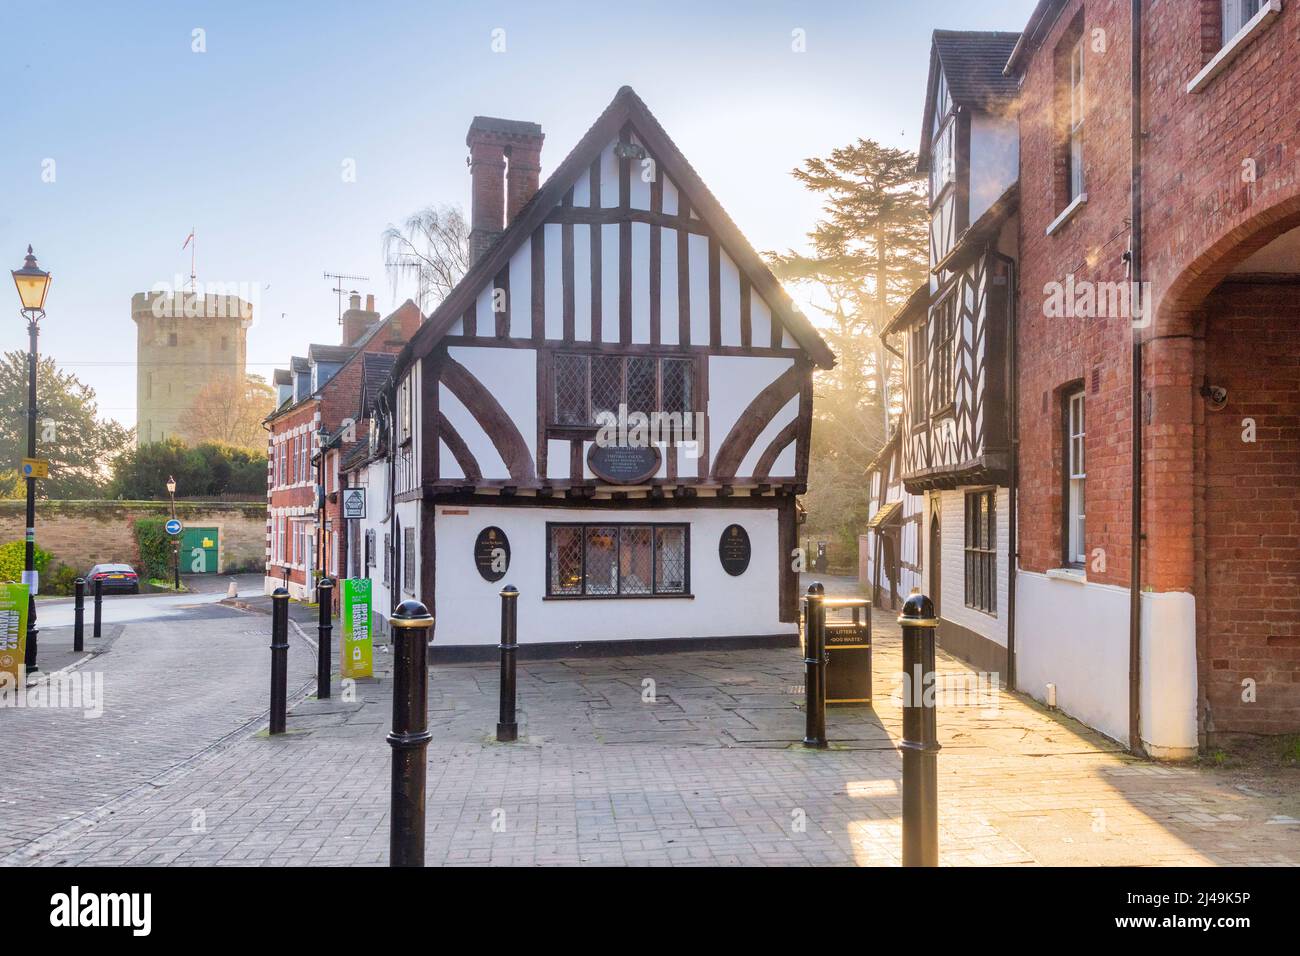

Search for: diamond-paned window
xmin=549 ymin=525 xmax=584 ymax=595
xmin=654 ymin=526 xmax=687 ymax=594
xmin=554 ymin=353 xmax=588 ymax=425
xmin=546 ymin=523 xmax=690 ymax=597
xmin=584 ymin=526 xmax=619 ymax=595
xmin=551 ymin=353 xmax=695 ymax=431
xmin=619 ymin=526 xmax=653 ymax=594
xmin=590 ymin=356 xmax=623 ymax=425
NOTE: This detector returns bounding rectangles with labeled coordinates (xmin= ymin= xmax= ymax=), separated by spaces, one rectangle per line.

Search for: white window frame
xmin=1068 ymin=38 xmax=1085 ymax=202
xmin=1067 ymin=390 xmax=1086 ymax=567
xmin=1223 ymin=0 xmax=1264 ymax=41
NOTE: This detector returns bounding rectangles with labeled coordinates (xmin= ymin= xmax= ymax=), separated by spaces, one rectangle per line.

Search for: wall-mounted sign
xmin=20 ymin=458 xmax=48 ymax=479
xmin=587 ymin=444 xmax=661 ymax=485
xmin=342 ymin=487 xmax=366 ymax=519
xmin=474 ymin=526 xmax=510 ymax=582
xmin=341 ymin=577 xmax=373 ymax=679
xmin=719 ymin=524 xmax=752 ymax=576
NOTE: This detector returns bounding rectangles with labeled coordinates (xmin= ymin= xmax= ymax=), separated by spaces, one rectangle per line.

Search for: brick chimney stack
xmin=341 ymin=293 xmax=381 ymax=346
xmin=466 ymin=116 xmax=544 ymax=265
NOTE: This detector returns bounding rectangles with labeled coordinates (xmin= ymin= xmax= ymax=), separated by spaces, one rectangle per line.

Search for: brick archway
xmin=1151 ymin=195 xmax=1300 ymax=744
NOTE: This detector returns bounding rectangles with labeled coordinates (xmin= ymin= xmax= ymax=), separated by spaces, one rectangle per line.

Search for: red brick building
xmin=264 ymin=295 xmax=420 ymax=602
xmin=1009 ymin=0 xmax=1300 ymax=754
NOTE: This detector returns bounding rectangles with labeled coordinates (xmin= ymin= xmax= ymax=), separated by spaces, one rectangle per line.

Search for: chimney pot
xmin=365 ymin=293 xmax=375 ymax=312
xmin=349 ymin=292 xmax=361 ymax=310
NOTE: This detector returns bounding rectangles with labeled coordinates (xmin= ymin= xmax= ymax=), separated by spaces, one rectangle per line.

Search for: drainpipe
xmin=991 ymin=249 xmax=1018 ymax=690
xmin=1128 ymin=0 xmax=1146 ymax=757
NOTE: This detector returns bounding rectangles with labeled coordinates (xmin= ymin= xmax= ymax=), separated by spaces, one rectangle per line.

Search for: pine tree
xmin=767 ymin=139 xmax=928 ymax=563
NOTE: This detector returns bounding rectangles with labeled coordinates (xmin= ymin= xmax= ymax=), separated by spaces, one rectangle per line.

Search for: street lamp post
xmin=166 ymin=475 xmax=180 ymax=590
xmin=12 ymin=246 xmax=51 ymax=675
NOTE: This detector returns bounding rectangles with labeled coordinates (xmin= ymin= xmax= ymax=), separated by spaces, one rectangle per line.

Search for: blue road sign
xmin=165 ymin=519 xmax=183 ymax=536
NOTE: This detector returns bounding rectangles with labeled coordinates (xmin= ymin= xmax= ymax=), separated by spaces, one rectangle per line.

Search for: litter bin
xmin=822 ymin=597 xmax=872 ymax=704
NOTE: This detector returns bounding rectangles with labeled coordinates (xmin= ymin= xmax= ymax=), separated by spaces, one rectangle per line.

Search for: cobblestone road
xmin=9 ymin=578 xmax=1297 ymax=867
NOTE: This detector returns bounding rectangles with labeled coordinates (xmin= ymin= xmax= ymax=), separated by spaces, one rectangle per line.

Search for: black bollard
xmin=92 ymin=576 xmax=103 ymax=639
xmin=269 ymin=588 xmax=289 ymax=735
xmin=802 ymin=582 xmax=827 ymax=748
xmin=316 ymin=578 xmax=333 ymax=700
xmin=497 ymin=585 xmax=519 ymax=742
xmin=388 ymin=599 xmax=433 ymax=867
xmin=73 ymin=577 xmax=85 ymax=653
xmin=899 ymin=590 xmax=941 ymax=867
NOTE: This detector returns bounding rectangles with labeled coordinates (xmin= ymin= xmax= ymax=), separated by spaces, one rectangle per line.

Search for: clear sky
xmin=0 ymin=0 xmax=1036 ymax=429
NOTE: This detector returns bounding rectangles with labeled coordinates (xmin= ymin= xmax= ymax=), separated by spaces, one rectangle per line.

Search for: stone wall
xmin=0 ymin=500 xmax=266 ymax=577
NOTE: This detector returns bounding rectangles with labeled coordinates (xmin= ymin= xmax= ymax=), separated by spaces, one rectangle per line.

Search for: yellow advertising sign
xmin=20 ymin=458 xmax=48 ymax=479
xmin=0 ymin=581 xmax=30 ymax=685
xmin=341 ymin=577 xmax=373 ymax=679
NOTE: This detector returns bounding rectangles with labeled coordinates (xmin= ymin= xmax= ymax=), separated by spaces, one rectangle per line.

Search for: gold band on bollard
xmin=896 ymin=616 xmax=940 ymax=628
xmin=390 ymin=615 xmax=433 ymax=628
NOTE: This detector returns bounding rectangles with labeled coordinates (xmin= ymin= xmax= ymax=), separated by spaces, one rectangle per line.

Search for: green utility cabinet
xmin=180 ymin=526 xmax=219 ymax=574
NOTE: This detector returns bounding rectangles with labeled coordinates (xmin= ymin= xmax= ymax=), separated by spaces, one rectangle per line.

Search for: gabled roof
xmin=290 ymin=356 xmax=310 ymax=373
xmin=866 ymin=427 xmax=901 ymax=474
xmin=360 ymin=352 xmax=396 ymax=417
xmin=308 ymin=343 xmax=357 ymax=364
xmin=395 ymin=86 xmax=835 ymax=379
xmin=919 ymin=31 xmax=1021 ymax=168
xmin=1004 ymin=1 xmax=1067 ymax=77
xmin=884 ymin=281 xmax=930 ymax=336
xmin=272 ymin=368 xmax=291 ymax=386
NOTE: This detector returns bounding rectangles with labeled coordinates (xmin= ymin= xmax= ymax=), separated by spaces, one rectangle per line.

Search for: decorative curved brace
xmin=711 ymin=363 xmax=802 ymax=480
xmin=440 ymin=356 xmax=535 ymax=482
xmin=436 ymin=411 xmax=482 ymax=482
xmin=753 ymin=418 xmax=799 ymax=480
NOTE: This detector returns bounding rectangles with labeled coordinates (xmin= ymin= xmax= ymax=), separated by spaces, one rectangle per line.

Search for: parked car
xmin=87 ymin=563 xmax=140 ymax=594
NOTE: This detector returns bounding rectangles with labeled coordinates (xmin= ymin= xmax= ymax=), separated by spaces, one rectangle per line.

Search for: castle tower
xmin=132 ymin=291 xmax=253 ymax=445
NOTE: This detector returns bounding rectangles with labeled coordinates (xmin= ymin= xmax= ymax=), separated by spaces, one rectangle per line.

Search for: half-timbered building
xmin=860 ymin=430 xmax=924 ymax=612
xmin=357 ymin=87 xmax=833 ymax=652
xmin=884 ymin=31 xmax=1020 ymax=675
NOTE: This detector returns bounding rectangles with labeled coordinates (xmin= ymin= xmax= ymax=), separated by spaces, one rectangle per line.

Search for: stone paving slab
xmin=12 ymin=575 xmax=1300 ymax=867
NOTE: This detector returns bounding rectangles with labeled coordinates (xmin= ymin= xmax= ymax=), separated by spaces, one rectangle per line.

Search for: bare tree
xmin=179 ymin=374 xmax=277 ymax=451
xmin=382 ymin=204 xmax=471 ymax=312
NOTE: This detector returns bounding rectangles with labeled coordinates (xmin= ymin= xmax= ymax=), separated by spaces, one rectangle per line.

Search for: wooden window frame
xmin=403 ymin=526 xmax=416 ymax=593
xmin=1062 ymin=387 xmax=1086 ymax=569
xmin=544 ymin=521 xmax=691 ymax=599
xmin=1068 ymin=37 xmax=1085 ymax=202
xmin=550 ymin=351 xmax=696 ymax=435
xmin=909 ymin=321 xmax=928 ymax=429
xmin=963 ymin=488 xmax=996 ymax=615
xmin=929 ymin=293 xmax=957 ymax=418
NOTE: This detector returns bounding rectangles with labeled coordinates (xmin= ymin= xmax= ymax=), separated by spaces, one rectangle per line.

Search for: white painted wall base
xmin=433 ymin=504 xmax=791 ymax=647
xmin=1015 ymin=570 xmax=1198 ymax=758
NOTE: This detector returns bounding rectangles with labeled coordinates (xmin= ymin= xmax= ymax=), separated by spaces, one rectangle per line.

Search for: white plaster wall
xmin=631 ymin=222 xmax=651 ymax=343
xmin=433 ymin=504 xmax=790 ymax=647
xmin=969 ymin=112 xmax=1018 ymax=223
xmin=719 ymin=252 xmax=742 ymax=347
xmin=543 ymin=223 xmax=564 ymax=340
xmin=1015 ymin=570 xmax=1198 ymax=756
xmin=659 ymin=229 xmax=679 ymax=345
xmin=937 ymin=487 xmax=1009 ymax=647
xmin=507 ymin=238 xmax=532 ymax=339
xmin=687 ymin=233 xmax=710 ymax=345
xmin=708 ymin=355 xmax=795 ymax=462
xmin=601 ymin=223 xmax=619 ymax=342
xmin=445 ymin=345 xmax=537 ymax=470
xmin=738 ymin=394 xmax=798 ymax=478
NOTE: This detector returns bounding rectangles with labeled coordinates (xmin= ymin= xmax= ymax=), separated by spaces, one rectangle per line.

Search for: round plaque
xmin=719 ymin=524 xmax=751 ymax=576
xmin=474 ymin=526 xmax=510 ymax=582
xmin=586 ymin=443 xmax=662 ymax=485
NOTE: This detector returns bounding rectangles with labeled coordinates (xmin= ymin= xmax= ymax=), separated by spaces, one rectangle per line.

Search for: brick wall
xmin=1200 ymin=281 xmax=1300 ymax=736
xmin=0 ymin=500 xmax=266 ymax=576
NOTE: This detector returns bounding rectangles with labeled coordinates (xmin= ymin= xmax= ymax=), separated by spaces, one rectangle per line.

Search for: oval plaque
xmin=719 ymin=524 xmax=751 ymax=576
xmin=586 ymin=443 xmax=662 ymax=485
xmin=474 ymin=526 xmax=510 ymax=582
